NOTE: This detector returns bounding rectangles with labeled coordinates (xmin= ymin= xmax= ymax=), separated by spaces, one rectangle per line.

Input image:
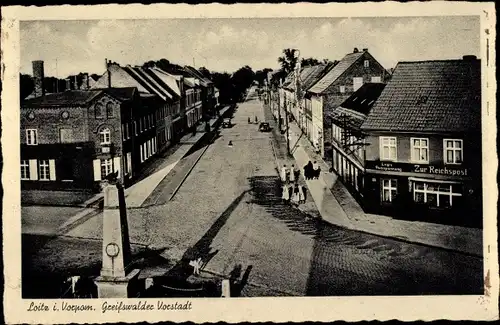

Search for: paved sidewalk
xmin=285 ymin=121 xmax=482 ymax=256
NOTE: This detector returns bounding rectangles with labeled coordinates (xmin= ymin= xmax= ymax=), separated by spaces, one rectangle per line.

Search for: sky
xmin=20 ymin=16 xmax=480 ymax=78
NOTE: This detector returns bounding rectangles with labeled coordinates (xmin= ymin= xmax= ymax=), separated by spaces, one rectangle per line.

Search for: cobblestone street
xmin=43 ymin=89 xmax=483 ymax=296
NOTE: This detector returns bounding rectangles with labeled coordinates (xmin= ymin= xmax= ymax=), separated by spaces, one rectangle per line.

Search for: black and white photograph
xmin=1 ymin=2 xmax=498 ymax=323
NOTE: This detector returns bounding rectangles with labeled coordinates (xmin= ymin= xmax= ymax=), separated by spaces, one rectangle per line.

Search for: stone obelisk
xmin=95 ymin=176 xmax=140 ymax=298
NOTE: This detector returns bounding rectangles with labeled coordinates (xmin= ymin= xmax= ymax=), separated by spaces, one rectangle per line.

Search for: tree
xmin=278 ymin=48 xmax=298 ymax=75
xmin=254 ymin=68 xmax=273 ymax=87
xmin=198 ymin=67 xmax=211 ymax=79
xmin=20 ymin=74 xmax=34 ymax=100
xmin=301 ymin=57 xmax=320 ymax=67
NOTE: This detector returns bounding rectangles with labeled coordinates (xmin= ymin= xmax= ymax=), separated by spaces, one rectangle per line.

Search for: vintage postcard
xmin=1 ymin=2 xmax=498 ymax=323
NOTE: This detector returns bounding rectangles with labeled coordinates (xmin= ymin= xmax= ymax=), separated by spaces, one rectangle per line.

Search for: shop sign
xmin=366 ymin=161 xmax=468 ymax=177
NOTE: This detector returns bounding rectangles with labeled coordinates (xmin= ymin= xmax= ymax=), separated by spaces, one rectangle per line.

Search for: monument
xmin=94 ymin=173 xmax=140 ymax=298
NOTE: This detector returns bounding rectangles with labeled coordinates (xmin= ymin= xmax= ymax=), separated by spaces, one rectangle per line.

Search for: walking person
xmin=298 ymin=185 xmax=306 ymax=204
xmin=280 ymin=164 xmax=288 ymax=183
xmin=293 ymin=165 xmax=300 ymax=182
xmin=291 ymin=185 xmax=300 ymax=206
xmin=281 ymin=183 xmax=290 ymax=204
xmin=313 ymin=161 xmax=321 ymax=179
xmin=289 ymin=164 xmax=296 ymax=183
xmin=304 ymin=161 xmax=313 ymax=180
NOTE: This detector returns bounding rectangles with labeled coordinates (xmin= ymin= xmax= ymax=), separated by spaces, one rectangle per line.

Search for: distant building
xmin=359 ymin=56 xmax=481 ymax=224
xmin=306 ymin=48 xmax=388 ymax=157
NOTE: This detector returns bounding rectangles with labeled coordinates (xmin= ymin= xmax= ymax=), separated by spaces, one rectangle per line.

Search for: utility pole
xmin=284 ymin=93 xmax=290 ymax=155
xmin=277 ymin=80 xmax=282 ymax=130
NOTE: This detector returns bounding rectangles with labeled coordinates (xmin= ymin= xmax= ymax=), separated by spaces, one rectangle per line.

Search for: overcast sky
xmin=20 ymin=16 xmax=479 ymax=78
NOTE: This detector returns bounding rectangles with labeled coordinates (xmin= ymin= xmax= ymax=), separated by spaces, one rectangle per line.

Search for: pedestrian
xmin=228 ymin=140 xmax=233 ymax=147
xmin=289 ymin=164 xmax=296 ymax=183
xmin=280 ymin=164 xmax=288 ymax=183
xmin=313 ymin=161 xmax=320 ymax=179
xmin=292 ymin=185 xmax=300 ymax=206
xmin=298 ymin=185 xmax=305 ymax=204
xmin=255 ymin=116 xmax=258 ymax=123
xmin=293 ymin=165 xmax=300 ymax=181
xmin=248 ymin=117 xmax=251 ymax=124
xmin=281 ymin=184 xmax=290 ymax=203
xmin=304 ymin=161 xmax=313 ymax=180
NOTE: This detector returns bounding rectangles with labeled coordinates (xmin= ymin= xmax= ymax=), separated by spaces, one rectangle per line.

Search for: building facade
xmin=360 ymin=57 xmax=482 ymax=226
xmin=306 ymin=48 xmax=388 ymax=157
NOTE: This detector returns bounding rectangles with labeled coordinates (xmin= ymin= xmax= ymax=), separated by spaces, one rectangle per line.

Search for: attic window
xmin=364 ymin=60 xmax=370 ymax=68
xmin=416 ymin=96 xmax=428 ymax=105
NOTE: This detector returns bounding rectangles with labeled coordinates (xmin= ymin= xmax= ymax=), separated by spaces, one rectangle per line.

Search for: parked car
xmin=258 ymin=122 xmax=271 ymax=132
xmin=222 ymin=119 xmax=231 ymax=128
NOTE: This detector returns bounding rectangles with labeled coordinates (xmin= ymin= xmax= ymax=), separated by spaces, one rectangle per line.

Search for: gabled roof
xmin=144 ymin=68 xmax=181 ymax=99
xmin=91 ymin=64 xmax=178 ymax=102
xmin=308 ymin=51 xmax=365 ymax=94
xmin=183 ymin=66 xmax=212 ymax=87
xmin=300 ymin=64 xmax=330 ymax=91
xmin=21 ymin=88 xmax=137 ymax=108
xmin=361 ymin=58 xmax=481 ymax=133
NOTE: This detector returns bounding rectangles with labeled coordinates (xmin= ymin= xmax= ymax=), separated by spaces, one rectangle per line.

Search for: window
xmin=411 ymin=138 xmax=429 ymax=163
xmin=353 ymin=77 xmax=364 ymax=91
xmin=413 ymin=181 xmax=462 ymax=207
xmin=95 ymin=103 xmax=103 ymax=118
xmin=380 ymin=136 xmax=397 ymax=161
xmin=99 ymin=128 xmax=111 ymax=145
xmin=381 ymin=179 xmax=397 ymax=203
xmin=100 ymin=159 xmax=113 ymax=178
xmin=134 ymin=121 xmax=138 ymax=136
xmin=21 ymin=160 xmax=30 ymax=180
xmin=371 ymin=76 xmax=382 ymax=83
xmin=59 ymin=129 xmax=74 ymax=143
xmin=444 ymin=139 xmax=463 ymax=164
xmin=339 ymin=85 xmax=346 ymax=93
xmin=106 ymin=102 xmax=114 ymax=118
xmin=364 ymin=60 xmax=370 ymax=68
xmin=38 ymin=160 xmax=50 ymax=180
xmin=122 ymin=124 xmax=126 ymax=140
xmin=26 ymin=129 xmax=38 ymax=145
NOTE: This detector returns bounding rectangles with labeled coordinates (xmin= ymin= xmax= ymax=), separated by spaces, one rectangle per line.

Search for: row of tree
xmin=20 ymin=72 xmax=101 ymax=100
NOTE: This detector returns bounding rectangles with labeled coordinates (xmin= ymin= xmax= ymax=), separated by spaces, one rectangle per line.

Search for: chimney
xmin=106 ymin=58 xmax=111 ymax=88
xmin=81 ymin=73 xmax=89 ymax=90
xmin=65 ymin=78 xmax=71 ymax=91
xmin=32 ymin=60 xmax=45 ymax=97
xmin=353 ymin=48 xmax=359 ymax=53
xmin=363 ymin=48 xmax=368 ymax=52
xmin=463 ymin=55 xmax=477 ymax=61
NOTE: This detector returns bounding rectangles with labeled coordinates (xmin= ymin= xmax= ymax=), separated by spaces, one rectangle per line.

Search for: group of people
xmin=280 ymin=164 xmax=306 ymax=206
xmin=304 ymin=160 xmax=321 ymax=180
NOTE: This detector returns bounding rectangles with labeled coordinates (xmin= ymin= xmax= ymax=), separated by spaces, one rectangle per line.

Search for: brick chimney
xmin=81 ymin=73 xmax=89 ymax=90
xmin=353 ymin=48 xmax=359 ymax=53
xmin=363 ymin=48 xmax=368 ymax=52
xmin=32 ymin=60 xmax=45 ymax=97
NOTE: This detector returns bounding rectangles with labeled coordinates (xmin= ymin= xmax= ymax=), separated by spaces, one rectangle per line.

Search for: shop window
xmin=381 ymin=179 xmax=397 ymax=203
xmin=21 ymin=160 xmax=30 ymax=180
xmin=444 ymin=139 xmax=463 ymax=164
xmin=380 ymin=136 xmax=397 ymax=161
xmin=413 ymin=181 xmax=462 ymax=207
xmin=411 ymin=138 xmax=429 ymax=163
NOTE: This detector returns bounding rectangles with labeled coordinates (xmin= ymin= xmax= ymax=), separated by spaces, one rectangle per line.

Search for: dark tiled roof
xmin=338 ymin=83 xmax=386 ymax=115
xmin=300 ymin=64 xmax=329 ymax=91
xmin=360 ymin=59 xmax=481 ymax=133
xmin=22 ymin=90 xmax=103 ymax=107
xmin=308 ymin=52 xmax=364 ymax=94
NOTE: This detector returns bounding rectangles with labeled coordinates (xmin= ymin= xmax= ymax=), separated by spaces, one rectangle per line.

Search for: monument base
xmin=95 ymin=269 xmax=141 ymax=298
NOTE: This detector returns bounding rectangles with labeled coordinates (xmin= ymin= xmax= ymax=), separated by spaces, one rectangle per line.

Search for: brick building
xmin=359 ymin=57 xmax=482 ymax=226
xmin=306 ymin=48 xmax=388 ymax=157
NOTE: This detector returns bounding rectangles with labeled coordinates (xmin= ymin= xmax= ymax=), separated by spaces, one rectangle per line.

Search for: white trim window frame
xmin=99 ymin=128 xmax=111 ymax=145
xmin=411 ymin=137 xmax=429 ymax=163
xmin=413 ymin=181 xmax=462 ymax=207
xmin=379 ymin=136 xmax=397 ymax=161
xmin=364 ymin=60 xmax=370 ymax=68
xmin=444 ymin=139 xmax=463 ymax=164
xmin=100 ymin=158 xmax=113 ymax=178
xmin=381 ymin=178 xmax=397 ymax=203
xmin=38 ymin=159 xmax=50 ymax=181
xmin=21 ymin=160 xmax=30 ymax=180
xmin=26 ymin=129 xmax=38 ymax=145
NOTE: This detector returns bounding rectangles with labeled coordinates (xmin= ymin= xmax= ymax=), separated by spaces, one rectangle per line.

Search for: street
xmin=25 ymin=88 xmax=483 ymax=297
